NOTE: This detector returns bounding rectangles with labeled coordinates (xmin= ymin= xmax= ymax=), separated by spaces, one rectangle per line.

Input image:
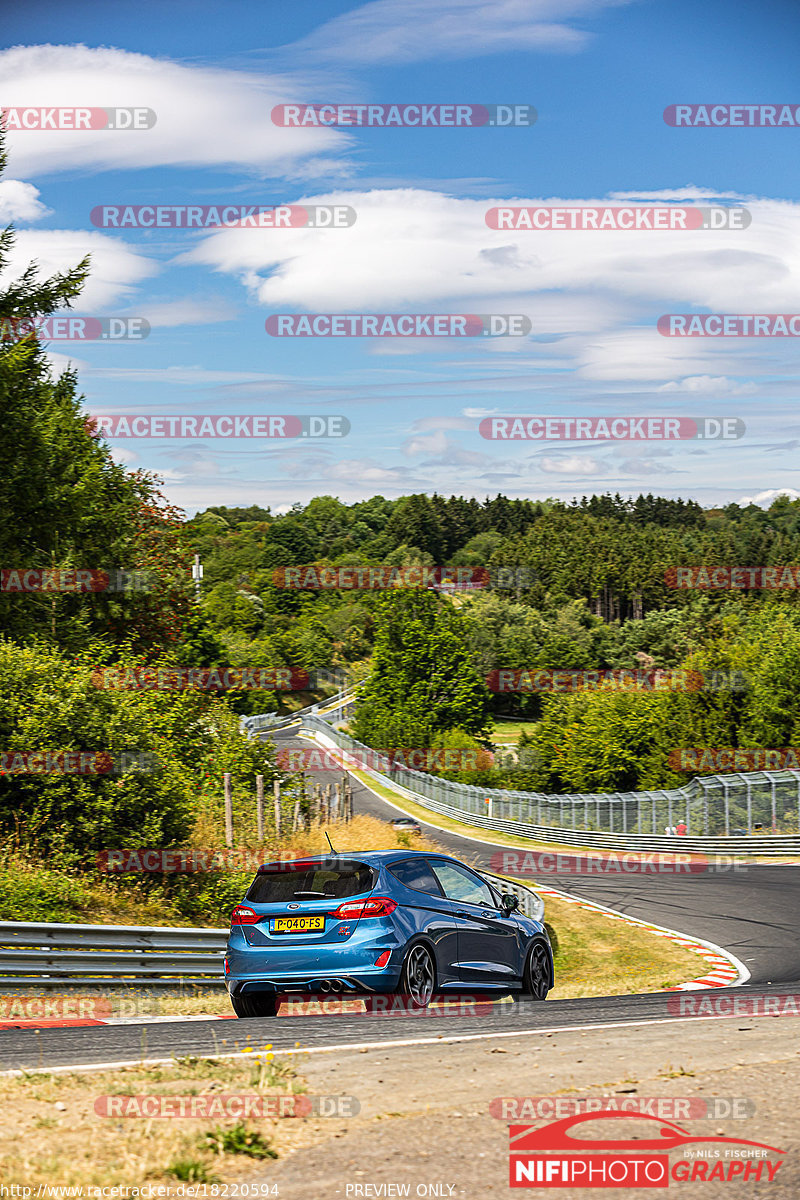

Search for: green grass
xmin=491 ymin=720 xmax=538 ymax=744
xmin=203 ymin=1123 xmax=277 ymax=1160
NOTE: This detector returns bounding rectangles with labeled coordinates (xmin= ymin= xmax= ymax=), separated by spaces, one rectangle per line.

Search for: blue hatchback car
xmin=225 ymin=850 xmax=553 ymax=1016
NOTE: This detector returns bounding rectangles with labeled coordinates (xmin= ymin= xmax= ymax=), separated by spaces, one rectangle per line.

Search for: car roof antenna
xmin=325 ymin=831 xmax=337 ymax=855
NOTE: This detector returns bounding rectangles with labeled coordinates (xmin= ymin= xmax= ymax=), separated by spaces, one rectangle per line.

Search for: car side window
xmin=387 ymin=858 xmax=444 ymax=895
xmin=430 ymin=861 xmax=497 ymax=908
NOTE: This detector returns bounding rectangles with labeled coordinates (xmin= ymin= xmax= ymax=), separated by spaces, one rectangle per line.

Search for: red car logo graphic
xmin=510 ymin=1110 xmax=785 ymax=1155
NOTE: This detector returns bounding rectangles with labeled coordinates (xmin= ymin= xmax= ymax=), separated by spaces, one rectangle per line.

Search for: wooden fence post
xmin=256 ymin=775 xmax=264 ymax=842
xmin=273 ymin=778 xmax=282 ymax=840
xmin=223 ymin=772 xmax=233 ymax=847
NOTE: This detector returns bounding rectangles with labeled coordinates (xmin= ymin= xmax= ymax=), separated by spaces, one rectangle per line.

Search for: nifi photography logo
xmin=509 ymin=1111 xmax=785 ymax=1188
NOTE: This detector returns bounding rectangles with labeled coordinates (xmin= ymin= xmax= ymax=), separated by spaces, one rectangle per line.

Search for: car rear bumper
xmin=225 ymin=931 xmax=404 ymax=995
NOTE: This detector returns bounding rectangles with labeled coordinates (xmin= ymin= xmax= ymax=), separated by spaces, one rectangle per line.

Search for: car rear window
xmin=245 ymin=859 xmax=376 ymax=903
xmin=387 ymin=858 xmax=443 ymax=895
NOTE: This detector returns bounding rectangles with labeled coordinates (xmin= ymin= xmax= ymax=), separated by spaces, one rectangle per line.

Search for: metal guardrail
xmin=303 ymin=720 xmax=800 ymax=854
xmin=481 ymin=872 xmax=545 ymax=922
xmin=241 ymin=685 xmax=359 ymax=736
xmin=0 ymin=921 xmax=227 ymax=988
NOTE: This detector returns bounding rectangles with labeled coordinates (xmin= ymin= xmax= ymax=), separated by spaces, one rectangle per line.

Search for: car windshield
xmin=245 ymin=859 xmax=376 ymax=903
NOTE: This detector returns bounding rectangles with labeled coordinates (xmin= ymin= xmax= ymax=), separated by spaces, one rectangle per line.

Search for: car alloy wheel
xmin=401 ymin=943 xmax=436 ymax=1007
xmin=525 ymin=942 xmax=551 ymax=1000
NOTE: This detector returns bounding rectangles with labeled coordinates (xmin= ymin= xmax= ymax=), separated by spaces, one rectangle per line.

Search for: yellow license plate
xmin=271 ymin=915 xmax=325 ymax=933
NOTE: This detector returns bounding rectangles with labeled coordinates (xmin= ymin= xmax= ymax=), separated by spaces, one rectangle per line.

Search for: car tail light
xmin=224 ymin=957 xmax=230 ymax=974
xmin=330 ymin=896 xmax=398 ymax=920
xmin=374 ymin=950 xmax=391 ymax=967
xmin=230 ymin=905 xmax=260 ymax=926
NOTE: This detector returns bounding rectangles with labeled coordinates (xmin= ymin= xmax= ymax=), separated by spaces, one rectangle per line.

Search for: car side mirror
xmin=500 ymin=893 xmax=519 ymax=914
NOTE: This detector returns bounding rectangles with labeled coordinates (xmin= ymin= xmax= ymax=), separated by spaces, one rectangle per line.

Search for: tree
xmin=352 ymin=589 xmax=490 ymax=749
xmin=0 ymin=130 xmax=191 ymax=653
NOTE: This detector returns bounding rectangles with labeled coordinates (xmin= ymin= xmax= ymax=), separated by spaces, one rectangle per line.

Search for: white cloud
xmin=328 ymin=458 xmax=414 ymax=484
xmin=737 ymin=488 xmax=800 ymax=507
xmin=657 ymin=375 xmax=758 ymax=395
xmin=140 ymin=296 xmax=238 ymax=328
xmin=410 ymin=415 xmax=476 ymax=432
xmin=573 ymin=328 xmax=771 ymax=382
xmin=0 ymin=44 xmax=348 ymax=178
xmin=185 ymin=188 xmax=800 ymax=330
xmin=4 ymin=229 xmax=157 ymax=308
xmin=539 ymin=454 xmax=601 ymax=474
xmin=290 ymin=0 xmax=635 ymax=64
xmin=402 ymin=430 xmax=489 ymax=465
xmin=0 ymin=179 xmax=49 ymax=222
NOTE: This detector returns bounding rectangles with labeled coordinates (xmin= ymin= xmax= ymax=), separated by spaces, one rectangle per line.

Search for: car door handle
xmin=454 ymin=910 xmax=472 ymax=918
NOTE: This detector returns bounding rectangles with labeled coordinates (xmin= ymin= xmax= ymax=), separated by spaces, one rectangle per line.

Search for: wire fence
xmin=301 ymin=716 xmax=800 ymax=838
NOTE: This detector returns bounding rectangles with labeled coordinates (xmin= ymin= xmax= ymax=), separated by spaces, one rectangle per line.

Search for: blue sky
xmin=3 ymin=0 xmax=800 ymax=514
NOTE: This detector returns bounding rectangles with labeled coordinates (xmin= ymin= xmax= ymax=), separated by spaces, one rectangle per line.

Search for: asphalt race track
xmin=1 ymin=723 xmax=798 ymax=1073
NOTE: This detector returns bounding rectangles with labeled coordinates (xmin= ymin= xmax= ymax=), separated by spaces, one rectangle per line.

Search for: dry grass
xmin=0 ymin=1051 xmax=325 ymax=1188
xmin=543 ymin=893 xmax=706 ymax=997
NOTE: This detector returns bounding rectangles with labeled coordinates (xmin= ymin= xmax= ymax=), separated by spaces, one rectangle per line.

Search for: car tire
xmin=521 ymin=942 xmax=551 ymax=1001
xmin=399 ymin=942 xmax=436 ymax=1008
xmin=230 ymin=992 xmax=278 ymax=1018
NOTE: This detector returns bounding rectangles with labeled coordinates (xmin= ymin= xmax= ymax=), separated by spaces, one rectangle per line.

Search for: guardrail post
xmin=256 ymin=775 xmax=264 ymax=842
xmin=746 ymin=777 xmax=752 ymax=834
xmin=274 ymin=778 xmax=282 ymax=839
xmin=223 ymin=773 xmax=233 ymax=847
